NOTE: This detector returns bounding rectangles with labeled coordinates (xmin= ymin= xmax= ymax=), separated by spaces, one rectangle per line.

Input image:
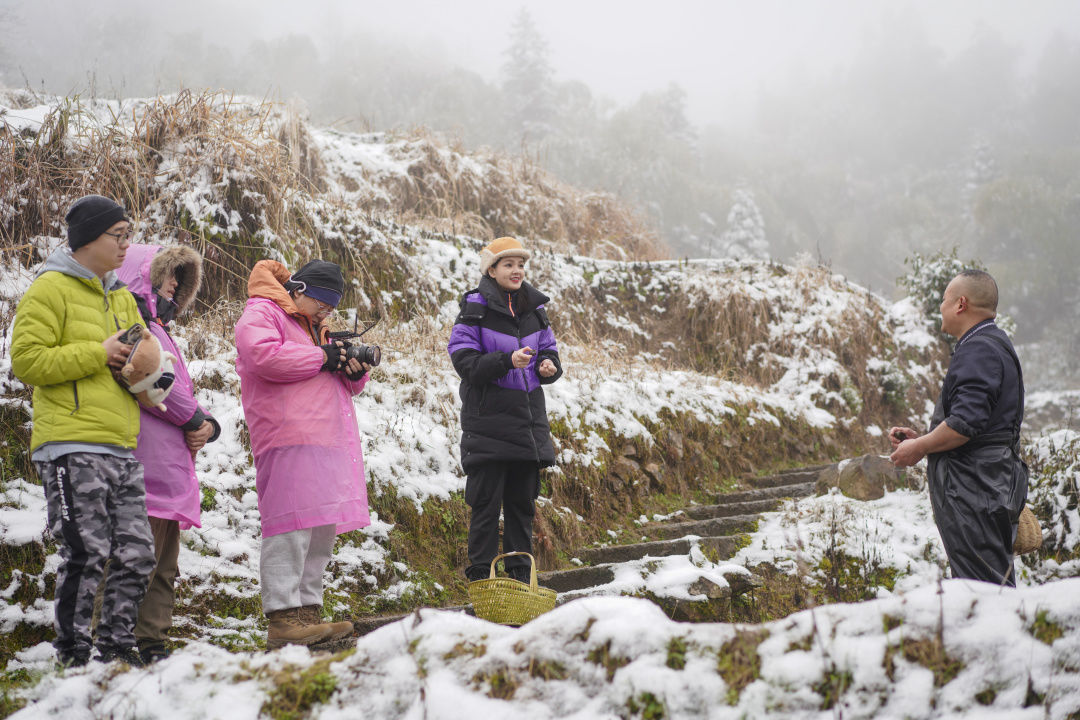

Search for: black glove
xmin=320 ymin=343 xmax=344 ymax=372
xmin=344 ymin=365 xmax=367 ymax=381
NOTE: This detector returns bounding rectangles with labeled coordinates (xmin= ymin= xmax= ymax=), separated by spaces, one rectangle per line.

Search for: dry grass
xmin=1 ymin=91 xmax=377 ymax=304
xmin=551 ymin=260 xmax=944 ymax=431
xmin=355 ymin=127 xmax=668 ymax=262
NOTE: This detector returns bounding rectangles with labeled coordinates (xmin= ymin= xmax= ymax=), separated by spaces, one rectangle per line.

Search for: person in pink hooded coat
xmin=116 ymin=243 xmax=220 ymax=664
xmin=235 ymin=259 xmax=370 ymax=649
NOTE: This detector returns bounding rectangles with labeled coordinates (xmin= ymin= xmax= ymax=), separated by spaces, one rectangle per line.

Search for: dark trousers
xmin=464 ymin=460 xmax=539 ymax=581
xmin=135 ymin=517 xmax=180 ymax=648
xmin=928 ymin=445 xmax=1027 ymax=587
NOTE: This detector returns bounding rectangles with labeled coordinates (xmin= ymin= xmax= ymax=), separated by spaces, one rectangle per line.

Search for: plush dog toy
xmin=115 ymin=324 xmax=177 ymax=411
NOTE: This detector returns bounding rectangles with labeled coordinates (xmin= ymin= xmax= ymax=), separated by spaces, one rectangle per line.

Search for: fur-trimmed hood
xmin=117 ymin=244 xmax=203 ymax=318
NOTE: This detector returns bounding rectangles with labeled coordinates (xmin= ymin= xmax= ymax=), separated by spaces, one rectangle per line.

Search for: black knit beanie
xmin=65 ymin=195 xmax=127 ymax=251
xmin=286 ymin=260 xmax=344 ymax=307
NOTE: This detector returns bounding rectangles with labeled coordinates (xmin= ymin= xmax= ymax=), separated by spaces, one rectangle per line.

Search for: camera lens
xmin=344 ymin=342 xmax=381 ymax=367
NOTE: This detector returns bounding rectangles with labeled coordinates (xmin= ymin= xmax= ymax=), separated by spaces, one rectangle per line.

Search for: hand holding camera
xmin=321 ymin=340 xmax=376 ymax=379
xmin=320 ymin=341 xmax=347 ymax=371
xmin=322 ymin=314 xmax=381 ymax=376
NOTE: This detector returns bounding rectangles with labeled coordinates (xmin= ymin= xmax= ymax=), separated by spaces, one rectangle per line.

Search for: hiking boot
xmin=56 ymin=650 xmax=90 ymax=669
xmin=138 ymin=643 xmax=171 ymax=665
xmin=300 ymin=605 xmax=354 ymax=642
xmin=95 ymin=643 xmax=145 ymax=667
xmin=266 ymin=608 xmax=333 ymax=650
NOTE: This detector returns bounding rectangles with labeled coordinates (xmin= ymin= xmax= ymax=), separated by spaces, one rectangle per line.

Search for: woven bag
xmin=468 ymin=551 xmax=557 ymax=626
xmin=1013 ymin=506 xmax=1042 ymax=555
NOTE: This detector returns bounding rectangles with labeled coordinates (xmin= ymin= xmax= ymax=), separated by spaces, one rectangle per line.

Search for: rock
xmin=688 ymin=576 xmax=732 ymax=600
xmin=721 ymin=569 xmax=763 ymax=597
xmin=816 ymin=454 xmax=909 ymax=500
xmin=665 ymin=430 xmax=685 ymax=461
xmin=612 ymin=456 xmax=640 ymax=481
xmin=620 ymin=442 xmax=640 ymax=459
xmin=642 ymin=462 xmax=664 ymax=485
xmin=685 ymin=438 xmax=704 ymax=457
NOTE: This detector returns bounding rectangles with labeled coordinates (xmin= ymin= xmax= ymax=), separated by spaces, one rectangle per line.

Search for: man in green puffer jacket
xmin=11 ymin=195 xmax=156 ymax=668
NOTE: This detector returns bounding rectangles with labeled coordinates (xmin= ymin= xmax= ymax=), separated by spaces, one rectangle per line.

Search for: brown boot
xmin=266 ymin=608 xmax=334 ymax=650
xmin=300 ymin=605 xmax=354 ymax=642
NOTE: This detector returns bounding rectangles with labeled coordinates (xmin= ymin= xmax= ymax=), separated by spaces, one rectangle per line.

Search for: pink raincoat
xmin=234 ymin=260 xmax=370 ymax=538
xmin=117 ymin=243 xmax=212 ymax=529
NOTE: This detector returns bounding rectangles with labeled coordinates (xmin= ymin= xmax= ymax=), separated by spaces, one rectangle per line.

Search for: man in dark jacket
xmin=889 ymin=269 xmax=1027 ymax=586
xmin=448 ymin=237 xmax=563 ymax=582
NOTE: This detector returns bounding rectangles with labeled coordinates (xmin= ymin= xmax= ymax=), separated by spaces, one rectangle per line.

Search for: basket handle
xmin=488 ymin=551 xmax=539 ymax=589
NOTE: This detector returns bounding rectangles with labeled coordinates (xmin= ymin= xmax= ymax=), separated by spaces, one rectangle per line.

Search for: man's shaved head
xmin=953 ymin=269 xmax=998 ymax=314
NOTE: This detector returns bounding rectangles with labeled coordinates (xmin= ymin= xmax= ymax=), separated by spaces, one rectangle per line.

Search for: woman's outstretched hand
xmin=511 ymin=346 xmax=534 ymax=369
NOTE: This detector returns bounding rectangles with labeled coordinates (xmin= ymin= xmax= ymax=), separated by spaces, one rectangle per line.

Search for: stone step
xmin=646 ymin=513 xmax=760 ymax=541
xmin=576 ymin=534 xmax=742 ymax=566
xmin=708 ymin=481 xmax=817 ymax=505
xmin=538 ymin=564 xmax=617 ymax=593
xmin=745 ymin=465 xmax=831 ymax=489
xmin=682 ymin=497 xmax=786 ymax=520
xmin=352 ymin=605 xmax=473 ymax=637
xmin=350 ymin=464 xmax=828 ymax=632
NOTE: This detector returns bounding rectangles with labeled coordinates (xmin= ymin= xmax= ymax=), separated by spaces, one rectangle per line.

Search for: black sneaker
xmin=139 ymin=643 xmax=171 ymax=665
xmin=465 ymin=565 xmax=488 ymax=582
xmin=95 ymin=644 xmax=145 ymax=667
xmin=507 ymin=567 xmax=531 ymax=583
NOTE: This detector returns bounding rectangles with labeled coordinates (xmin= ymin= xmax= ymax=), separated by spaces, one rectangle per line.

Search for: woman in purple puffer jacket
xmin=447 ymin=237 xmax=563 ymax=583
xmin=116 ymin=243 xmax=219 ymax=664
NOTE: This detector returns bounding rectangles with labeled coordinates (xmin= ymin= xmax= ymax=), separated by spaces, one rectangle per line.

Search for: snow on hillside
xmin=3 ymin=92 xmax=1080 ymax=717
xmin=0 ymin=258 xmax=937 ymax=644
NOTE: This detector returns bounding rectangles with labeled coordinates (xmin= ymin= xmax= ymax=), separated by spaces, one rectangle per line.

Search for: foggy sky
xmin=3 ymin=0 xmax=1078 ymax=126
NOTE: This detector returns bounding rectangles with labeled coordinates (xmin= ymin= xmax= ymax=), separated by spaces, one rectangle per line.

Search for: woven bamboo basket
xmin=468 ymin=552 xmax=556 ymax=626
xmin=1013 ymin=506 xmax=1042 ymax=555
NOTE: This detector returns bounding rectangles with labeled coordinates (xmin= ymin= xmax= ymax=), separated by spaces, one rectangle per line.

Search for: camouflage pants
xmin=36 ymin=453 xmax=155 ymax=658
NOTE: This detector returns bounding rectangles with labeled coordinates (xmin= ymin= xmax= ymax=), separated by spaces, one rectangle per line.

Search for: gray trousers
xmin=37 ymin=453 xmax=155 ymax=658
xmin=260 ymin=524 xmax=336 ymax=614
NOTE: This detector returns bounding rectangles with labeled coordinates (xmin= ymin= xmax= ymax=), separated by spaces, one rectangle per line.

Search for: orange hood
xmin=247 ymin=260 xmax=328 ymax=343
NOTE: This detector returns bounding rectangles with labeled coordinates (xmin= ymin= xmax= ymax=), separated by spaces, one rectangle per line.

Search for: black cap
xmin=288 ymin=260 xmax=344 ymax=307
xmin=65 ymin=195 xmax=127 ymax=251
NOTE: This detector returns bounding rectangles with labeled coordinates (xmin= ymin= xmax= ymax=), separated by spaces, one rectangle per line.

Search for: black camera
xmin=329 ymin=314 xmax=382 ymax=368
xmin=341 ymin=340 xmax=381 ymax=367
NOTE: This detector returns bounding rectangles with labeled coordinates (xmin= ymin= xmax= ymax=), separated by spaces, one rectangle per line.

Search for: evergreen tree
xmin=720 ymin=187 xmax=768 ymax=259
xmin=500 ymin=8 xmax=555 ymax=148
xmin=966 ymin=139 xmax=998 ymax=191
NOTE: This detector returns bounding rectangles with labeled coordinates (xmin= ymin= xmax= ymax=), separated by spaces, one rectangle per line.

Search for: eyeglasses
xmin=306 ymin=295 xmax=334 ymax=313
xmin=103 ymin=229 xmax=134 ymax=242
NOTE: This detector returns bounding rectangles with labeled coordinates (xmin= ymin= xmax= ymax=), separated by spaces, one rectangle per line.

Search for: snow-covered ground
xmin=3 ymin=92 xmax=1080 ymax=717
xmin=8 ymin=578 xmax=1080 ymax=719
xmin=5 ymin=438 xmax=1080 ymax=718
